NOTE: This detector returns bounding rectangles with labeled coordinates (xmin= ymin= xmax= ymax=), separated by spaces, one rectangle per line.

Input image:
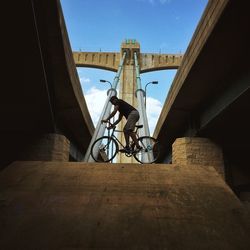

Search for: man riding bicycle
xmin=101 ymin=96 xmax=142 ymax=153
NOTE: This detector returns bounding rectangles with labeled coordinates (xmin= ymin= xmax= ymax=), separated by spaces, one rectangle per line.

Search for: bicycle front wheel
xmin=90 ymin=136 xmax=118 ymax=162
xmin=133 ymin=136 xmax=160 ymax=164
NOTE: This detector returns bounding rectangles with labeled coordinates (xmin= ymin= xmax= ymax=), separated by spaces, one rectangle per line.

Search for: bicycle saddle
xmin=135 ymin=125 xmax=143 ymax=128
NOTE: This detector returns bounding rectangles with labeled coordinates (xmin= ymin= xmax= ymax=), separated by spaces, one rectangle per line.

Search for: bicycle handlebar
xmin=102 ymin=120 xmax=143 ymax=133
xmin=101 ymin=120 xmax=116 ymax=130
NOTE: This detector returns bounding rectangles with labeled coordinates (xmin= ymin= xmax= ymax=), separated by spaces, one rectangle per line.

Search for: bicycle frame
xmin=107 ymin=124 xmax=141 ymax=153
xmin=91 ymin=122 xmax=159 ymax=163
xmin=107 ymin=126 xmax=126 ymax=150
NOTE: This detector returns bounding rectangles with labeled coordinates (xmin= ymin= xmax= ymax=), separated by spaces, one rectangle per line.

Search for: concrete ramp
xmin=0 ymin=161 xmax=249 ymax=249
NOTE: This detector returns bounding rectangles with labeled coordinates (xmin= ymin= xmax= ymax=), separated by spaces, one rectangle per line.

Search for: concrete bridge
xmin=2 ymin=0 xmax=249 ymax=181
xmin=73 ymin=50 xmax=182 ymax=73
xmin=1 ymin=0 xmax=94 ymax=167
xmin=73 ymin=39 xmax=183 ymax=164
xmin=1 ymin=0 xmax=250 ymax=248
xmin=154 ymin=0 xmax=250 ymax=199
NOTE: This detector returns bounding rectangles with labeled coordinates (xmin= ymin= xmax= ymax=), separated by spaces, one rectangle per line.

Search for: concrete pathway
xmin=0 ymin=161 xmax=249 ymax=249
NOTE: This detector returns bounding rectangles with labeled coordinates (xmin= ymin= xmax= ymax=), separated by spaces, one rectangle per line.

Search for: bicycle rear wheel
xmin=133 ymin=136 xmax=160 ymax=164
xmin=90 ymin=136 xmax=118 ymax=162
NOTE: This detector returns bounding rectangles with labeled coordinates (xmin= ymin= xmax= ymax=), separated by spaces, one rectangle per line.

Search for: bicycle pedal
xmin=133 ymin=146 xmax=143 ymax=153
xmin=119 ymin=148 xmax=131 ymax=153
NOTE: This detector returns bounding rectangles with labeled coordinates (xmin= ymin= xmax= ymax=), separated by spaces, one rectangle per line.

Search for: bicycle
xmin=90 ymin=122 xmax=160 ymax=164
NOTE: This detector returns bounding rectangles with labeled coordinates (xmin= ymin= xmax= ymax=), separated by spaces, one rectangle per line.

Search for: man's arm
xmin=102 ymin=105 xmax=119 ymax=123
xmin=112 ymin=113 xmax=123 ymax=126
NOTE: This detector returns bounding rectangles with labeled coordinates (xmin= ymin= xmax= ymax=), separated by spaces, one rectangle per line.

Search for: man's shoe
xmin=120 ymin=146 xmax=131 ymax=153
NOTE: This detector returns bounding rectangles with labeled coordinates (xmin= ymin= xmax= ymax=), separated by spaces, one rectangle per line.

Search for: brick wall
xmin=172 ymin=137 xmax=225 ymax=178
xmin=20 ymin=134 xmax=70 ymax=161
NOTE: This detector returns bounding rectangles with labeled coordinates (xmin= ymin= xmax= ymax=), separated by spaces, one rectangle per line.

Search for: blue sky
xmin=60 ymin=0 xmax=208 ymax=133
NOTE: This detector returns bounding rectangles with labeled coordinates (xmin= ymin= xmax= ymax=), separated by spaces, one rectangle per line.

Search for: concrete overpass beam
xmin=140 ymin=53 xmax=182 ymax=73
xmin=200 ymin=74 xmax=250 ymax=130
xmin=73 ymin=52 xmax=119 ymax=72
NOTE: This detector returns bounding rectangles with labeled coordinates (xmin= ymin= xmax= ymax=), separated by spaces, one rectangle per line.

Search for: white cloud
xmin=146 ymin=97 xmax=162 ymax=134
xmin=84 ymin=87 xmax=108 ymax=126
xmin=80 ymin=76 xmax=90 ymax=84
xmin=84 ymin=88 xmax=162 ymax=135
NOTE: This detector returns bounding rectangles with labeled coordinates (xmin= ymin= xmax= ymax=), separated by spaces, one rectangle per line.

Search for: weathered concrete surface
xmin=0 ymin=161 xmax=249 ymax=249
xmin=1 ymin=0 xmax=94 ymax=166
xmin=72 ymin=52 xmax=182 ymax=73
xmin=154 ymin=0 xmax=250 ymax=167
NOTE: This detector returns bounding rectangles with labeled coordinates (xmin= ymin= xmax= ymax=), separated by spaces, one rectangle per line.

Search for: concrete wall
xmin=0 ymin=161 xmax=249 ymax=249
xmin=19 ymin=134 xmax=70 ymax=162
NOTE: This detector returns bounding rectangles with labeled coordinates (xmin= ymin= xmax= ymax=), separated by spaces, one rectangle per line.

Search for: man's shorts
xmin=123 ymin=110 xmax=140 ymax=132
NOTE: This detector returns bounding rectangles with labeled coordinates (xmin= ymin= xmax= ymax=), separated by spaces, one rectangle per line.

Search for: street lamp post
xmin=144 ymin=81 xmax=158 ymax=109
xmin=100 ymin=79 xmax=112 ymax=89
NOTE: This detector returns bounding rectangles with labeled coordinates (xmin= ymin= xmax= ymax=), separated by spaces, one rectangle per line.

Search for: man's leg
xmin=118 ymin=130 xmax=131 ymax=153
xmin=124 ymin=110 xmax=141 ymax=150
xmin=129 ymin=131 xmax=140 ymax=148
xmin=124 ymin=131 xmax=130 ymax=148
xmin=120 ymin=130 xmax=131 ymax=154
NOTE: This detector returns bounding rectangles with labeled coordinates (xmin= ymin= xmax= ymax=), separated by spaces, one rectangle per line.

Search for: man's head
xmin=110 ymin=95 xmax=118 ymax=105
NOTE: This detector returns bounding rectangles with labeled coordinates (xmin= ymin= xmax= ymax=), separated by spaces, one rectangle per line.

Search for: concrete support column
xmin=172 ymin=137 xmax=225 ymax=178
xmin=20 ymin=133 xmax=70 ymax=161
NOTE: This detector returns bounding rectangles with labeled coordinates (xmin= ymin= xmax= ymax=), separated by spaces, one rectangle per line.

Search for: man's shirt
xmin=116 ymin=99 xmax=136 ymax=119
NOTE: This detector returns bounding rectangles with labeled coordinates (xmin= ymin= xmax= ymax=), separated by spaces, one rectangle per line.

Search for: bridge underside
xmin=1 ymin=0 xmax=94 ymax=167
xmin=155 ymin=0 xmax=250 ymax=196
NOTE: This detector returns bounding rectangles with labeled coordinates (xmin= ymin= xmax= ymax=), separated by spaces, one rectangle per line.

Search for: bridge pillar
xmin=116 ymin=40 xmax=141 ymax=163
xmin=19 ymin=134 xmax=70 ymax=162
xmin=172 ymin=137 xmax=225 ymax=178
